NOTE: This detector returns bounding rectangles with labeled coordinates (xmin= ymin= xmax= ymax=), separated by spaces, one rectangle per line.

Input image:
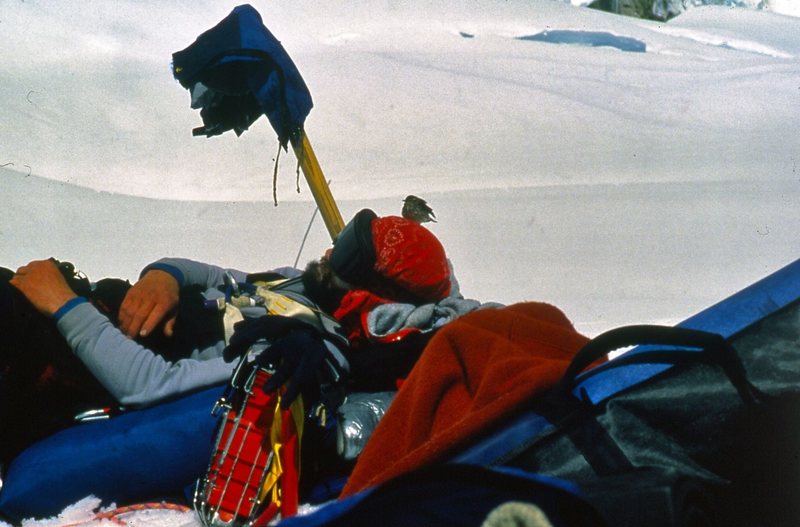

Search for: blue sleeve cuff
xmin=54 ymin=297 xmax=89 ymax=322
xmin=140 ymin=263 xmax=185 ymax=286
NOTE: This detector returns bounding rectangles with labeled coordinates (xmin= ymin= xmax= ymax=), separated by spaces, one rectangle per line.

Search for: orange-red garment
xmin=332 ymin=289 xmax=392 ymax=346
xmin=340 ymin=302 xmax=591 ymax=497
xmin=333 ymin=289 xmax=421 ymax=347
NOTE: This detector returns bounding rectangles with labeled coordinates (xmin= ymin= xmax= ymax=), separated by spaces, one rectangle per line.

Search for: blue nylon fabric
xmin=450 ymin=410 xmax=554 ymax=466
xmin=275 ymin=464 xmax=604 ymax=527
xmin=172 ymin=4 xmax=313 ymax=146
xmin=573 ymin=257 xmax=800 ymax=405
xmin=0 ymin=386 xmax=223 ymax=522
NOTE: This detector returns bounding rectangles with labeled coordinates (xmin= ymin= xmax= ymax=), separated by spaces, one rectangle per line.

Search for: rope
xmin=294 ymin=205 xmax=320 ymax=268
xmin=272 ymin=140 xmax=303 ymax=205
xmin=296 ymin=157 xmax=301 ymax=193
xmin=60 ymin=502 xmax=192 ymax=527
xmin=272 ymin=141 xmax=282 ymax=207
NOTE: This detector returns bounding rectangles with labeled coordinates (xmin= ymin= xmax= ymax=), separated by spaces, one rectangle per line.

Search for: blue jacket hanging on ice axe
xmin=172 ymin=3 xmax=344 ymax=238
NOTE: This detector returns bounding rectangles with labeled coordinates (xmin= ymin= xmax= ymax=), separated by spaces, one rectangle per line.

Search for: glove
xmin=256 ymin=330 xmax=330 ymax=409
xmin=223 ymin=315 xmax=319 ymax=363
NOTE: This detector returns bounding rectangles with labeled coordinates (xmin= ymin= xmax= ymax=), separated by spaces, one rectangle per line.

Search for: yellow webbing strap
xmin=221 ymin=279 xmax=344 ymax=348
xmin=259 ymin=393 xmax=305 ymax=507
xmin=255 ymin=284 xmax=327 ymax=328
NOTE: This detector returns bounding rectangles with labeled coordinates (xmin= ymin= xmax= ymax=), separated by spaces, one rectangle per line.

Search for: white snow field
xmin=1 ymin=0 xmax=798 ymax=524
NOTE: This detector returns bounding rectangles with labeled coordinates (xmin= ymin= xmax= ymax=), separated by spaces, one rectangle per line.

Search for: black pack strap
xmin=522 ymin=325 xmax=764 ymax=478
xmin=556 ymin=325 xmax=764 ymax=405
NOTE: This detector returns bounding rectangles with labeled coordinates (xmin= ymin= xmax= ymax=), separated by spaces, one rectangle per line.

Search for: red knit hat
xmin=329 ymin=210 xmax=451 ymax=302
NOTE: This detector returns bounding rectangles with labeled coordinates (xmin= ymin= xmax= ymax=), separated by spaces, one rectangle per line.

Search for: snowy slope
xmin=2 ymin=1 xmax=798 ymax=201
xmin=3 ymin=0 xmax=797 ymax=332
xmin=4 ymin=168 xmax=796 ymax=337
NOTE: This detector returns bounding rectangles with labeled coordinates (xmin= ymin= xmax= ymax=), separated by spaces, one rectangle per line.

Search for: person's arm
xmin=118 ymin=258 xmax=249 ymax=339
xmin=141 ymin=257 xmax=249 ymax=289
xmin=57 ymin=300 xmax=234 ymax=407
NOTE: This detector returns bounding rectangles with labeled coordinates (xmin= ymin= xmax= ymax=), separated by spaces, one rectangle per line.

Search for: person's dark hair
xmin=301 ymin=258 xmax=348 ymax=315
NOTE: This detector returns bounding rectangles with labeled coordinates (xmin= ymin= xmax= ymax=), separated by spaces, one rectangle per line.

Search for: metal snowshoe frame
xmin=194 ymin=353 xmax=298 ymax=527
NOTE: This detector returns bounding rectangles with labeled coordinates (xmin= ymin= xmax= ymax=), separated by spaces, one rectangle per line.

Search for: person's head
xmin=301 ymin=256 xmax=350 ymax=314
xmin=307 ymin=209 xmax=451 ymax=307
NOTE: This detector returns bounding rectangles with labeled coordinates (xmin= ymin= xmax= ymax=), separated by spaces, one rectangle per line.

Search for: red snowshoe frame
xmin=194 ymin=356 xmax=302 ymax=527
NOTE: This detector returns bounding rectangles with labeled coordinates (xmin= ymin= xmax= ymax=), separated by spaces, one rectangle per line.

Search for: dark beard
xmin=301 ymin=259 xmax=347 ymax=315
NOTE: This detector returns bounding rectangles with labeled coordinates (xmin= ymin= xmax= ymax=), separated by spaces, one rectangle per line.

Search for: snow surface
xmin=1 ymin=0 xmax=799 ymax=524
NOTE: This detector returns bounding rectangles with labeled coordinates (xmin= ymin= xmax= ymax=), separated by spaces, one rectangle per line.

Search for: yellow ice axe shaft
xmin=291 ymin=132 xmax=344 ymax=241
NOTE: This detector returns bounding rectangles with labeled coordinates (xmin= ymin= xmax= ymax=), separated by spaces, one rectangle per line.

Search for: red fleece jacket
xmin=341 ymin=301 xmax=590 ymax=497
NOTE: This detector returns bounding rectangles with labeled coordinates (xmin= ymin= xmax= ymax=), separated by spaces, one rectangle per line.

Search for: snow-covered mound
xmin=2 ymin=1 xmax=797 ymax=202
xmin=567 ymin=0 xmax=800 ymax=19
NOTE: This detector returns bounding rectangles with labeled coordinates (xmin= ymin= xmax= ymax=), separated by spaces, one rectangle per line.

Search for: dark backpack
xmin=452 ymin=310 xmax=800 ymax=527
xmin=0 ymin=263 xmax=114 ymax=465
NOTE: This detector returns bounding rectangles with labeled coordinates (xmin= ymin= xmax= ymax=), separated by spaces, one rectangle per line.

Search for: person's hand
xmin=10 ymin=259 xmax=77 ymax=317
xmin=118 ymin=269 xmax=179 ymax=339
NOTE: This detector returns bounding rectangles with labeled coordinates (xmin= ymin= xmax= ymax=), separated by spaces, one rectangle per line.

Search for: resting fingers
xmin=118 ymin=270 xmax=179 ymax=338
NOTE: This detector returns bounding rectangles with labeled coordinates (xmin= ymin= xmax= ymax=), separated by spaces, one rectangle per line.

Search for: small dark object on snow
xmin=402 ymin=195 xmax=436 ymax=224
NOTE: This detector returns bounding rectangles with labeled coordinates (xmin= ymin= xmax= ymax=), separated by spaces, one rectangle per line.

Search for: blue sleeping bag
xmin=0 ymin=386 xmax=223 ymax=522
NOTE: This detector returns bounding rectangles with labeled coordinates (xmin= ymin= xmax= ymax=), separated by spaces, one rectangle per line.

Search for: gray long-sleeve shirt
xmin=54 ymin=258 xmax=300 ymax=407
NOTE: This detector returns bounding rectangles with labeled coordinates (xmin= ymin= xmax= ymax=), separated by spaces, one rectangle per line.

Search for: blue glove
xmin=256 ymin=330 xmax=332 ymax=409
xmin=223 ymin=315 xmax=318 ymax=363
